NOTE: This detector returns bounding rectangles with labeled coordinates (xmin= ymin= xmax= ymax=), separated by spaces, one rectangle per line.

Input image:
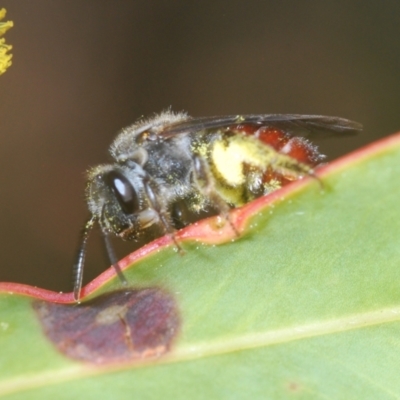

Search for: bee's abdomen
xmin=207 ymin=130 xmax=318 ymax=206
xmin=233 ymin=124 xmax=323 ymax=165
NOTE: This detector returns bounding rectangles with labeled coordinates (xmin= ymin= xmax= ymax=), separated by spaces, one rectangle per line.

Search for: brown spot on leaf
xmin=32 ymin=288 xmax=180 ymax=364
xmin=286 ymin=380 xmax=303 ymax=393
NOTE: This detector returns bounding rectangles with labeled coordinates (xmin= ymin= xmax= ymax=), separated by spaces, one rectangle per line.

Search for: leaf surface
xmin=1 ymin=133 xmax=400 ymax=399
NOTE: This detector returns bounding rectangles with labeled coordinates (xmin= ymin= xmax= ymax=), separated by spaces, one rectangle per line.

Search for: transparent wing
xmin=159 ymin=114 xmax=362 ymax=138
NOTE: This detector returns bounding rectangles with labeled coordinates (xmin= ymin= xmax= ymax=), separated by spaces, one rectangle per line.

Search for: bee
xmin=73 ymin=111 xmax=362 ymax=300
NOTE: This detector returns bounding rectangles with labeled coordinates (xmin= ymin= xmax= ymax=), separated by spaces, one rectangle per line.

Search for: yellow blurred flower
xmin=0 ymin=8 xmax=13 ymax=75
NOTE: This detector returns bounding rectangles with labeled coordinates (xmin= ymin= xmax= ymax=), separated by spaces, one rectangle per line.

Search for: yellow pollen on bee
xmin=211 ymin=136 xmax=273 ymax=186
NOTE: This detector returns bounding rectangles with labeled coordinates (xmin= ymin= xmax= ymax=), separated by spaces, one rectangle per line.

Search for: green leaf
xmin=1 ymin=133 xmax=400 ymax=399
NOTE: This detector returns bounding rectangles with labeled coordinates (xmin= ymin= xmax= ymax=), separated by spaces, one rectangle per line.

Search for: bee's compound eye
xmin=104 ymin=170 xmax=139 ymax=215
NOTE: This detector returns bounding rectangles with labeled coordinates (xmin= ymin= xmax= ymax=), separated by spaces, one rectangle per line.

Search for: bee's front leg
xmin=142 ymin=175 xmax=184 ymax=253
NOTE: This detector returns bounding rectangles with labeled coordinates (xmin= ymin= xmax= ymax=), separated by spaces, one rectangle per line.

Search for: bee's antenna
xmin=73 ymin=215 xmax=96 ymax=302
xmin=101 ymin=230 xmax=128 ymax=287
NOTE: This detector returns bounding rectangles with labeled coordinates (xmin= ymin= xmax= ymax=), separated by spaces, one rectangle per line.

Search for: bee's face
xmin=86 ymin=164 xmax=160 ymax=240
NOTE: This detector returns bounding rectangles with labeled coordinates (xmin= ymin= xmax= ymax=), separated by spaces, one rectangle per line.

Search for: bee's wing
xmin=159 ymin=114 xmax=362 ymax=138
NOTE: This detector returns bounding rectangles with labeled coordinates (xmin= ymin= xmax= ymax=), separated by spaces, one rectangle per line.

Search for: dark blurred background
xmin=0 ymin=1 xmax=399 ymax=292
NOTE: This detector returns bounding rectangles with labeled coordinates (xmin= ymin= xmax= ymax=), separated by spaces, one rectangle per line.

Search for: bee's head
xmin=86 ymin=164 xmax=160 ymax=239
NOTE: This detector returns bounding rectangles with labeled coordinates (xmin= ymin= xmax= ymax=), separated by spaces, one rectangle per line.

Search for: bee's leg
xmin=193 ymin=155 xmax=239 ymax=236
xmin=306 ymin=169 xmax=324 ymax=191
xmin=72 ymin=215 xmax=96 ymax=302
xmin=98 ymin=205 xmax=128 ymax=287
xmin=142 ymin=176 xmax=184 ymax=254
xmin=101 ymin=230 xmax=128 ymax=287
xmin=273 ymin=157 xmax=323 ymax=190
